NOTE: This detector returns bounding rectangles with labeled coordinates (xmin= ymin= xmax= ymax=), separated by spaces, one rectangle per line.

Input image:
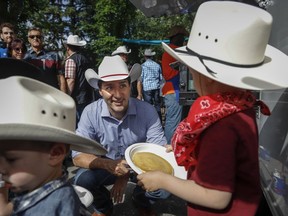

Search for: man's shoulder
xmin=69 ymin=52 xmax=91 ymax=65
xmin=0 ymin=47 xmax=7 ymax=58
xmin=84 ymin=99 xmax=104 ymax=113
xmin=131 ymin=98 xmax=156 ymax=110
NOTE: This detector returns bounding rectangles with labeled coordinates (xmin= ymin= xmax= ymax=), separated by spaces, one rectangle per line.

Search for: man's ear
xmin=99 ymin=89 xmax=103 ymax=97
xmin=48 ymin=143 xmax=68 ymax=166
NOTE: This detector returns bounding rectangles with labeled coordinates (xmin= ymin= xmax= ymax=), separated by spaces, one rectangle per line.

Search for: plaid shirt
xmin=141 ymin=59 xmax=163 ymax=91
xmin=12 ymin=174 xmax=90 ymax=216
xmin=65 ymin=53 xmax=77 ymax=79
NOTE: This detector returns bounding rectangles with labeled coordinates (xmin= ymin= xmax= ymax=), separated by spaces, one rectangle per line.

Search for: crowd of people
xmin=1 ymin=1 xmax=288 ymax=216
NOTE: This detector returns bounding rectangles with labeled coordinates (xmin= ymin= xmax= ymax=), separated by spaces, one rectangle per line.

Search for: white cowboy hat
xmin=111 ymin=45 xmax=131 ymax=56
xmin=0 ymin=76 xmax=107 ymax=155
xmin=66 ymin=35 xmax=87 ymax=46
xmin=162 ymin=1 xmax=288 ymax=90
xmin=85 ymin=55 xmax=141 ymax=89
xmin=144 ymin=49 xmax=156 ymax=56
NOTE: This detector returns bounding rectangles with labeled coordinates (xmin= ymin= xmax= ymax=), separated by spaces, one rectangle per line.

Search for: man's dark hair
xmin=67 ymin=44 xmax=81 ymax=52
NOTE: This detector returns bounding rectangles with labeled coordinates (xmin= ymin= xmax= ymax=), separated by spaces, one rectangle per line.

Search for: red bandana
xmin=171 ymin=91 xmax=270 ymax=170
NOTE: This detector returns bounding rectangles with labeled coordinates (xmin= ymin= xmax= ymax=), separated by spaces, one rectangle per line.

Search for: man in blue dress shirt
xmin=72 ymin=55 xmax=168 ymax=216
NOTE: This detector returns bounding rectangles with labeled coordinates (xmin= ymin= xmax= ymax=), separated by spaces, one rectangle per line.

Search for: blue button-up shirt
xmin=72 ymin=98 xmax=167 ymax=159
xmin=141 ymin=59 xmax=163 ymax=91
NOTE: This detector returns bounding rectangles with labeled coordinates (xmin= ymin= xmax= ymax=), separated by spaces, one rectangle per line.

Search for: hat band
xmin=101 ymin=74 xmax=128 ymax=79
xmin=175 ymin=47 xmax=264 ymax=75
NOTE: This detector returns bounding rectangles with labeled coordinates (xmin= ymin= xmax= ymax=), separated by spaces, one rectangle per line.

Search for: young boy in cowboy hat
xmin=0 ymin=75 xmax=106 ymax=216
xmin=73 ymin=55 xmax=168 ymax=216
xmin=137 ymin=1 xmax=288 ymax=216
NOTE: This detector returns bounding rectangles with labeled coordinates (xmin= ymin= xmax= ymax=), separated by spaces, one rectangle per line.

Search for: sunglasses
xmin=13 ymin=47 xmax=25 ymax=53
xmin=3 ymin=32 xmax=14 ymax=35
xmin=29 ymin=35 xmax=42 ymax=39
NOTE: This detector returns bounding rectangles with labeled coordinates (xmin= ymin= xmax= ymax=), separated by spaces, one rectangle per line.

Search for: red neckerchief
xmin=171 ymin=91 xmax=270 ymax=170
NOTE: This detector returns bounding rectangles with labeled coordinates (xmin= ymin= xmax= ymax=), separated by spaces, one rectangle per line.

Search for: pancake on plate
xmin=132 ymin=152 xmax=174 ymax=175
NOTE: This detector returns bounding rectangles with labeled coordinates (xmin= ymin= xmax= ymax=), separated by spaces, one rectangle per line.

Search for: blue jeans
xmin=143 ymin=89 xmax=162 ymax=121
xmin=74 ymin=168 xmax=170 ymax=214
xmin=164 ymin=93 xmax=182 ymax=143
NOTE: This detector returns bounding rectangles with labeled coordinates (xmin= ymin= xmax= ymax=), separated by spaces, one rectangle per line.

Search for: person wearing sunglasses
xmin=0 ymin=22 xmax=15 ymax=58
xmin=24 ymin=27 xmax=66 ymax=92
xmin=7 ymin=38 xmax=27 ymax=60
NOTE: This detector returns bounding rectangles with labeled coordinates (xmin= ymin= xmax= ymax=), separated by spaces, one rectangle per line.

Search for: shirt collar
xmin=66 ymin=51 xmax=76 ymax=59
xmin=100 ymin=98 xmax=137 ymax=119
xmin=28 ymin=48 xmax=46 ymax=56
xmin=12 ymin=174 xmax=68 ymax=214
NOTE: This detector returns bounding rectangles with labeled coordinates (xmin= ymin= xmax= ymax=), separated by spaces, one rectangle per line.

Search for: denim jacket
xmin=12 ymin=174 xmax=90 ymax=216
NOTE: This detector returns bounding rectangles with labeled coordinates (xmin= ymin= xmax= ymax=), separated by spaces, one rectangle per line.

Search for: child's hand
xmin=0 ymin=186 xmax=13 ymax=216
xmin=137 ymin=171 xmax=166 ymax=192
xmin=164 ymin=144 xmax=173 ymax=152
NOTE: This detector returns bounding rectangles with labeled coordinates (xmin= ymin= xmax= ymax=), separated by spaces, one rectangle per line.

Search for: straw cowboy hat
xmin=144 ymin=49 xmax=156 ymax=56
xmin=111 ymin=45 xmax=131 ymax=56
xmin=66 ymin=35 xmax=87 ymax=46
xmin=162 ymin=1 xmax=288 ymax=90
xmin=0 ymin=76 xmax=107 ymax=155
xmin=85 ymin=55 xmax=141 ymax=89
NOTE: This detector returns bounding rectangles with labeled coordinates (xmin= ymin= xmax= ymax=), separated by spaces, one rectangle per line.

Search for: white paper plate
xmin=125 ymin=143 xmax=187 ymax=179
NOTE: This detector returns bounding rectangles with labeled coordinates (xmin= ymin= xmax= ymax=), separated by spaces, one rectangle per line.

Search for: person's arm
xmin=136 ymin=80 xmax=143 ymax=100
xmin=73 ymin=153 xmax=129 ymax=176
xmin=66 ymin=78 xmax=75 ymax=95
xmin=64 ymin=58 xmax=76 ymax=95
xmin=58 ymin=74 xmax=67 ymax=93
xmin=0 ymin=185 xmax=13 ymax=216
xmin=161 ymin=51 xmax=179 ymax=81
xmin=137 ymin=171 xmax=232 ymax=209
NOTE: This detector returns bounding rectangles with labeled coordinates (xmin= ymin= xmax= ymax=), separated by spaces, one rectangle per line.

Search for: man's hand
xmin=110 ymin=173 xmax=129 ymax=204
xmin=104 ymin=159 xmax=130 ymax=176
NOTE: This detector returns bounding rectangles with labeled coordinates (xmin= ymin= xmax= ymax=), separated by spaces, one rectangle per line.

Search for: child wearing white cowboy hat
xmin=0 ymin=75 xmax=106 ymax=216
xmin=137 ymin=1 xmax=288 ymax=216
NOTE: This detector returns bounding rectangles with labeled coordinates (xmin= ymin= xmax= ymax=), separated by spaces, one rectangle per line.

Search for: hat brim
xmin=162 ymin=42 xmax=288 ymax=90
xmin=85 ymin=63 xmax=141 ymax=89
xmin=111 ymin=50 xmax=131 ymax=56
xmin=0 ymin=58 xmax=43 ymax=81
xmin=0 ymin=124 xmax=107 ymax=155
xmin=66 ymin=41 xmax=87 ymax=46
